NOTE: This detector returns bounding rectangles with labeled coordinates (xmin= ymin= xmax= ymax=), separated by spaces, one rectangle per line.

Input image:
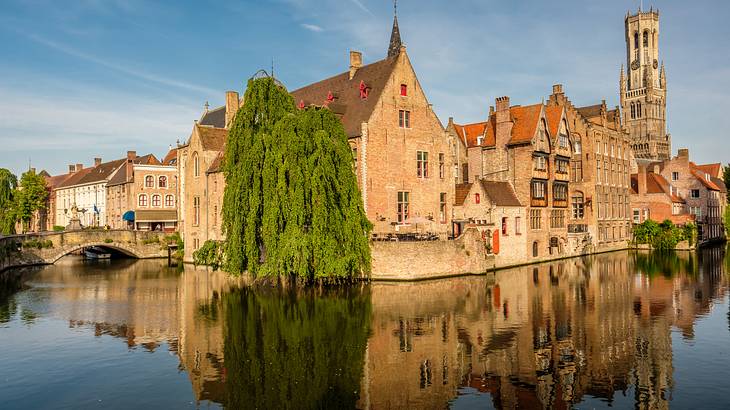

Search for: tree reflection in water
xmin=221 ymin=286 xmax=372 ymax=409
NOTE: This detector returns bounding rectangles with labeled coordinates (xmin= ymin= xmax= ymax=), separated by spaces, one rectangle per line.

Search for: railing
xmin=625 ymin=88 xmax=646 ymax=99
xmin=553 ymin=199 xmax=568 ymax=208
xmin=531 ymin=198 xmax=548 ymax=207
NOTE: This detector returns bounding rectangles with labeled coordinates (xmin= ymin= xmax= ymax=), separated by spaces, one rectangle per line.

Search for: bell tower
xmin=620 ymin=7 xmax=670 ymax=160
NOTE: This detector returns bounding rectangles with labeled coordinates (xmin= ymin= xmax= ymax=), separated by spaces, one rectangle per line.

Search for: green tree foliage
xmin=0 ymin=169 xmax=18 ymax=235
xmin=222 ymin=76 xmax=372 ymax=283
xmin=12 ymin=169 xmax=48 ymax=233
xmin=193 ymin=239 xmax=224 ymax=269
xmin=633 ymin=219 xmax=695 ymax=250
xmin=221 ymin=286 xmax=371 ymax=409
xmin=223 ymin=76 xmax=296 ymax=277
xmin=723 ymin=164 xmax=730 ymax=201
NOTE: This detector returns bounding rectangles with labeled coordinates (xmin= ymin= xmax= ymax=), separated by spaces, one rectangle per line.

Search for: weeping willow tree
xmin=222 ymin=75 xmax=371 ymax=283
xmin=0 ymin=169 xmax=18 ymax=235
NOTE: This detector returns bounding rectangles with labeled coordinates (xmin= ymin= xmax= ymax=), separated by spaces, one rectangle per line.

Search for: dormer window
xmin=477 ymin=136 xmax=484 ymax=146
xmin=400 ymin=84 xmax=407 ymax=96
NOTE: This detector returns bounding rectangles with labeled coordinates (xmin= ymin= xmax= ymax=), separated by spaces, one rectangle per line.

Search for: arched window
xmin=145 ymin=175 xmax=154 ymax=188
xmin=151 ymin=194 xmax=161 ymax=207
xmin=193 ymin=153 xmax=200 ymax=177
xmin=634 ymin=32 xmax=639 ymax=49
xmin=165 ymin=194 xmax=174 ymax=207
xmin=158 ymin=176 xmax=167 ymax=188
xmin=630 ymin=103 xmax=635 ymax=119
xmin=637 ymin=102 xmax=642 ymax=118
xmin=532 ymin=241 xmax=539 ymax=257
xmin=138 ymin=194 xmax=148 ymax=207
xmin=643 ymin=31 xmax=649 ymax=47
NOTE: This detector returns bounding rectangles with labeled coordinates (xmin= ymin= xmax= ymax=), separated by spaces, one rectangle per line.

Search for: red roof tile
xmin=544 ymin=105 xmax=563 ymax=139
xmin=508 ymin=104 xmax=543 ymax=145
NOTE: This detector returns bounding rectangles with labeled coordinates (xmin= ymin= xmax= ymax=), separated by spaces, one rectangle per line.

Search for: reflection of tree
xmin=222 ymin=286 xmax=372 ymax=409
xmin=633 ymin=251 xmax=695 ymax=278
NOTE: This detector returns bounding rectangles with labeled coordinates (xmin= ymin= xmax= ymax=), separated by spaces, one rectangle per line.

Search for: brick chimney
xmin=94 ymin=157 xmax=102 ymax=167
xmin=495 ymin=96 xmax=512 ymax=147
xmin=552 ymin=84 xmax=564 ymax=95
xmin=225 ymin=91 xmax=239 ymax=128
xmin=349 ymin=50 xmax=362 ymax=80
xmin=75 ymin=163 xmax=83 ymax=171
xmin=637 ymin=164 xmax=647 ymax=194
xmin=68 ymin=164 xmax=76 ymax=173
xmin=126 ymin=151 xmax=136 ymax=183
xmin=127 ymin=151 xmax=137 ymax=160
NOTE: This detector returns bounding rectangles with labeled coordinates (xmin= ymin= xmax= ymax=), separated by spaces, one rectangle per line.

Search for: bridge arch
xmin=47 ymin=242 xmax=143 ymax=264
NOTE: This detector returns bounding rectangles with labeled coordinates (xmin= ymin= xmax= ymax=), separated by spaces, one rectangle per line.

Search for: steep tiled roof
xmin=207 ymin=152 xmax=224 ymax=174
xmin=197 ymin=125 xmax=228 ymax=151
xmin=577 ymin=104 xmax=602 ymax=119
xmin=479 ymin=180 xmax=522 ymax=207
xmin=290 ymin=56 xmax=399 ymax=138
xmin=544 ymin=105 xmax=563 ymax=138
xmin=690 ymin=169 xmax=720 ymax=191
xmin=454 ymin=183 xmax=472 ymax=206
xmin=508 ymin=104 xmax=542 ymax=145
xmin=74 ymin=154 xmax=158 ymax=188
xmin=453 ymin=121 xmax=492 ymax=148
xmin=693 ymin=163 xmax=722 ymax=179
xmin=199 ymin=106 xmax=226 ymax=128
xmin=712 ymin=177 xmax=727 ymax=193
xmin=631 ymin=173 xmax=684 ymax=202
xmin=44 ymin=172 xmax=74 ymax=189
xmin=162 ymin=148 xmax=178 ymax=166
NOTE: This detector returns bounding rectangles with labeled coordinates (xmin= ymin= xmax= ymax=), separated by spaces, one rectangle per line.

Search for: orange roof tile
xmin=453 ymin=121 xmax=492 ymax=148
xmin=508 ymin=104 xmax=543 ymax=145
xmin=693 ymin=163 xmax=722 ymax=179
xmin=544 ymin=105 xmax=563 ymax=139
xmin=690 ymin=169 xmax=720 ymax=191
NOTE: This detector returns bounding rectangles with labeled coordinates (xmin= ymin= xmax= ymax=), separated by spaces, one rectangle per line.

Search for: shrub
xmin=142 ymin=235 xmax=160 ymax=245
xmin=633 ymin=219 xmax=695 ymax=250
xmin=52 ymin=225 xmax=65 ymax=232
xmin=21 ymin=239 xmax=54 ymax=249
xmin=193 ymin=240 xmax=224 ymax=270
xmin=104 ymin=238 xmax=114 ymax=244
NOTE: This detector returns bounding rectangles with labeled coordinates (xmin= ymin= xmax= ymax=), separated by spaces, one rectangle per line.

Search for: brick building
xmin=547 ymin=85 xmax=633 ymax=251
xmin=453 ymin=96 xmax=574 ymax=261
xmin=106 ymin=151 xmax=179 ymax=232
xmin=291 ymin=15 xmax=454 ymax=236
xmin=452 ymin=180 xmax=525 ymax=266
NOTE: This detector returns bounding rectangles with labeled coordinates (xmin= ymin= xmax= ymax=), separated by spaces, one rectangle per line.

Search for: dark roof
xmin=199 ymin=106 xmax=226 ymax=128
xmin=388 ymin=16 xmax=402 ymax=58
xmin=207 ymin=152 xmax=224 ymax=174
xmin=162 ymin=148 xmax=177 ymax=166
xmin=290 ymin=56 xmax=399 ymax=138
xmin=455 ymin=183 xmax=472 ymax=206
xmin=135 ymin=209 xmax=178 ymax=222
xmin=479 ymin=180 xmax=522 ymax=207
xmin=77 ymin=154 xmax=158 ymax=188
xmin=576 ymin=104 xmax=602 ymax=119
xmin=44 ymin=172 xmax=75 ymax=189
xmin=711 ymin=177 xmax=727 ymax=193
xmin=197 ymin=125 xmax=228 ymax=151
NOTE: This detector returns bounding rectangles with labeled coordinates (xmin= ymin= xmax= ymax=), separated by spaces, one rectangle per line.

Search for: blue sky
xmin=1 ymin=0 xmax=728 ymax=176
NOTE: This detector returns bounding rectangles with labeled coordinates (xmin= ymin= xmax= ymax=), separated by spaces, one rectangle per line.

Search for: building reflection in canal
xmin=5 ymin=247 xmax=728 ymax=409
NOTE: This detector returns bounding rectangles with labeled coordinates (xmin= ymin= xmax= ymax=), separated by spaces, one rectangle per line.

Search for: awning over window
xmin=135 ymin=209 xmax=178 ymax=223
xmin=122 ymin=211 xmax=135 ymax=221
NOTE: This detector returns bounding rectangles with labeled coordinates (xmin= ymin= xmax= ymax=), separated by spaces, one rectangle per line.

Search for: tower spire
xmin=387 ymin=0 xmax=402 ymax=58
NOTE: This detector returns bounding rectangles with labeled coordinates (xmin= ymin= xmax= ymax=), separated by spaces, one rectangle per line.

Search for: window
xmin=515 ymin=217 xmax=521 ymax=235
xmin=213 ymin=205 xmax=218 ymax=227
xmin=138 ymin=194 xmax=148 ymax=207
xmin=151 ymin=194 xmax=161 ymax=207
xmin=145 ymin=175 xmax=155 ymax=188
xmin=400 ymin=84 xmax=407 ymax=96
xmin=534 ymin=155 xmax=547 ymax=171
xmin=634 ymin=31 xmax=639 ymax=49
xmin=531 ymin=180 xmax=546 ymax=200
xmin=193 ymin=196 xmax=200 ymax=226
xmin=571 ymin=160 xmax=583 ymax=182
xmin=165 ymin=194 xmax=174 ymax=207
xmin=159 ymin=176 xmax=167 ymax=188
xmin=558 ymin=134 xmax=569 ymax=150
xmin=574 ymin=140 xmax=582 ymax=154
xmin=690 ymin=206 xmax=702 ymax=218
xmin=397 ymin=192 xmax=409 ymax=223
xmin=553 ymin=182 xmax=567 ymax=201
xmin=643 ymin=31 xmax=649 ymax=47
xmin=502 ymin=217 xmax=508 ymax=235
xmin=417 ymin=151 xmax=429 ymax=178
xmin=474 ymin=193 xmax=481 ymax=204
xmin=439 ymin=193 xmax=446 ymax=223
xmin=556 ymin=159 xmax=568 ymax=174
xmin=399 ymin=110 xmax=411 ymax=128
xmin=571 ymin=193 xmax=584 ymax=219
xmin=438 ymin=153 xmax=445 ymax=179
xmin=193 ymin=153 xmax=200 ymax=177
xmin=691 ymin=189 xmax=700 ymax=198
xmin=530 ymin=209 xmax=542 ymax=230
xmin=532 ymin=241 xmax=539 ymax=257
xmin=550 ymin=210 xmax=565 ymax=229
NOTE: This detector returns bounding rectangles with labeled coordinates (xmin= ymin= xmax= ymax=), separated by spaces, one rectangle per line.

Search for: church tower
xmin=620 ymin=7 xmax=670 ymax=160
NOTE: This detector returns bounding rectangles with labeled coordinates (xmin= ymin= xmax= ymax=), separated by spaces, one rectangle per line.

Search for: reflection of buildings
xmin=361 ymin=248 xmax=728 ymax=409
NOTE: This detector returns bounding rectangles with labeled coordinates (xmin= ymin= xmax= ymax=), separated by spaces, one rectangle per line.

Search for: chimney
xmin=349 ymin=51 xmax=363 ymax=80
xmin=127 ymin=151 xmax=137 ymax=161
xmin=75 ymin=163 xmax=83 ymax=171
xmin=552 ymin=84 xmax=564 ymax=95
xmin=94 ymin=157 xmax=102 ymax=167
xmin=30 ymin=167 xmax=36 ymax=174
xmin=489 ymin=106 xmax=495 ymax=116
xmin=225 ymin=91 xmax=239 ymax=128
xmin=494 ymin=96 xmax=513 ymax=180
xmin=638 ymin=164 xmax=647 ymax=194
xmin=678 ymin=148 xmax=689 ymax=158
xmin=653 ymin=164 xmax=661 ymax=174
xmin=69 ymin=164 xmax=76 ymax=173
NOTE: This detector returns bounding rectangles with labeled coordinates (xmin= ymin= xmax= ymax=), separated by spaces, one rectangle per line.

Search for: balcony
xmin=553 ymin=199 xmax=568 ymax=208
xmin=531 ymin=197 xmax=548 ymax=207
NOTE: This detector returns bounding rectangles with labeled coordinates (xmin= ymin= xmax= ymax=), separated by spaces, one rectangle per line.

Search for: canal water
xmin=1 ymin=248 xmax=729 ymax=409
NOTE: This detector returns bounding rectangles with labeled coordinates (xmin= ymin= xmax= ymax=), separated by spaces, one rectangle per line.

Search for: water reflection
xmin=0 ymin=248 xmax=729 ymax=409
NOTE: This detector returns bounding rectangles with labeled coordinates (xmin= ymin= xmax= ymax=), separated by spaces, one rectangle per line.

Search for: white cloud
xmin=301 ymin=23 xmax=324 ymax=32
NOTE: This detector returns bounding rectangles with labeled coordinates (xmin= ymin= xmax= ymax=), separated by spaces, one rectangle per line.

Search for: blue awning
xmin=122 ymin=211 xmax=135 ymax=221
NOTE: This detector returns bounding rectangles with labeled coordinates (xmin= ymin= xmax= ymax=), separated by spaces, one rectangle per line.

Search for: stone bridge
xmin=0 ymin=230 xmax=172 ymax=272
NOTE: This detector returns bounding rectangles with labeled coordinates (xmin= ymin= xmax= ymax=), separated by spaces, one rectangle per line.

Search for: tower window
xmin=634 ymin=32 xmax=639 ymax=49
xmin=643 ymin=31 xmax=649 ymax=47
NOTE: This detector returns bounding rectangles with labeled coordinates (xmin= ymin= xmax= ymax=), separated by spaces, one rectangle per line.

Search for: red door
xmin=492 ymin=231 xmax=500 ymax=254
